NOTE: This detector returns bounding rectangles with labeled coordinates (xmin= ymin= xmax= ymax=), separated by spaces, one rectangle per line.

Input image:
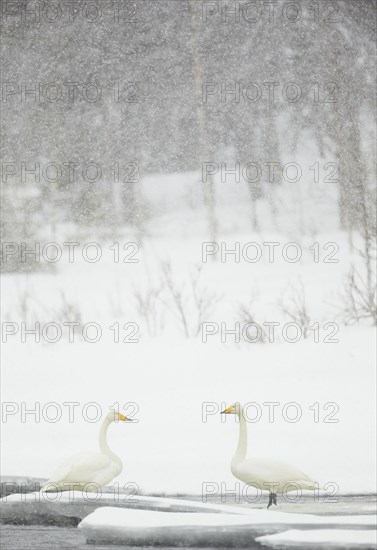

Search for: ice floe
xmin=77 ymin=506 xmax=377 ymax=546
xmin=256 ymin=529 xmax=377 ymax=548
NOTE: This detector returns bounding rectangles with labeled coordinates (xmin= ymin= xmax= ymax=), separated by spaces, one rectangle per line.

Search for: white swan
xmin=221 ymin=403 xmax=317 ymax=508
xmin=43 ymin=411 xmax=132 ymax=492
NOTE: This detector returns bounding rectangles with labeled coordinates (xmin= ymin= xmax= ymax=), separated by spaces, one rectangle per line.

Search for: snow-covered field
xmin=1 ymin=174 xmax=376 ymax=501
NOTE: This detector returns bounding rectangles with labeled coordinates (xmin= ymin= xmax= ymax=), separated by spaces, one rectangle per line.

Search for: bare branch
xmin=279 ymin=280 xmax=311 ymax=338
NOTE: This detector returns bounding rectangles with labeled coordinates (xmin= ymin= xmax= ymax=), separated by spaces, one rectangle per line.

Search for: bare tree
xmin=189 ymin=0 xmax=218 ymax=242
xmin=161 ymin=262 xmax=221 ymax=337
xmin=341 ymin=266 xmax=377 ymax=325
xmin=237 ymin=295 xmax=268 ymax=343
xmin=52 ymin=291 xmax=82 ymax=325
xmin=15 ymin=287 xmax=32 ymax=324
xmin=160 ymin=262 xmax=190 ymax=337
xmin=340 ymin=171 xmax=377 ymax=325
xmin=341 ymin=192 xmax=376 ymax=327
xmin=189 ymin=265 xmax=222 ymax=336
xmin=279 ymin=280 xmax=311 ymax=338
xmin=134 ymin=284 xmax=165 ymax=337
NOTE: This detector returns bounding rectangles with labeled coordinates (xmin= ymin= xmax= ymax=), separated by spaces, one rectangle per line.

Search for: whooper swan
xmin=43 ymin=410 xmax=133 ymax=493
xmin=221 ymin=403 xmax=317 ymax=508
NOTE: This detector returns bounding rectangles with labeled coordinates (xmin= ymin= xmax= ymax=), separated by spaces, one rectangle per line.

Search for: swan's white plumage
xmin=43 ymin=411 xmax=130 ymax=492
xmin=46 ymin=452 xmax=121 ymax=491
xmin=232 ymin=457 xmax=316 ymax=493
xmin=222 ymin=403 xmax=317 ymax=497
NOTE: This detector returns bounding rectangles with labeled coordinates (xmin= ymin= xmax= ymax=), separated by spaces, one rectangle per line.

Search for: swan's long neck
xmin=99 ymin=418 xmax=122 ymax=467
xmin=233 ymin=409 xmax=248 ymax=464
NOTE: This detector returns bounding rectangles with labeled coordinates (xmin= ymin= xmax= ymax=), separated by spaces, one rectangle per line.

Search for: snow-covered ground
xmin=1 ymin=174 xmax=376 ymax=498
xmin=77 ymin=506 xmax=376 ymax=547
xmin=256 ymin=529 xmax=377 ymax=548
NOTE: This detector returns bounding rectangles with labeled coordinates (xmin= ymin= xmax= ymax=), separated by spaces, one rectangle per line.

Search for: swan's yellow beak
xmin=118 ymin=413 xmax=132 ymax=421
xmin=221 ymin=406 xmax=233 ymax=414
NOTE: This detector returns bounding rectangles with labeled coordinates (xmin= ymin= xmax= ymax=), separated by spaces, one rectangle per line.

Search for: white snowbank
xmin=77 ymin=507 xmax=262 ymax=546
xmin=256 ymin=529 xmax=377 ymax=548
xmin=78 ymin=506 xmax=377 ymax=546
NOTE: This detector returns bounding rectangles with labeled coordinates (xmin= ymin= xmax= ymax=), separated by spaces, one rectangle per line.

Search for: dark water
xmin=0 ymin=525 xmax=264 ymax=550
xmin=1 ymin=494 xmax=376 ymax=550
